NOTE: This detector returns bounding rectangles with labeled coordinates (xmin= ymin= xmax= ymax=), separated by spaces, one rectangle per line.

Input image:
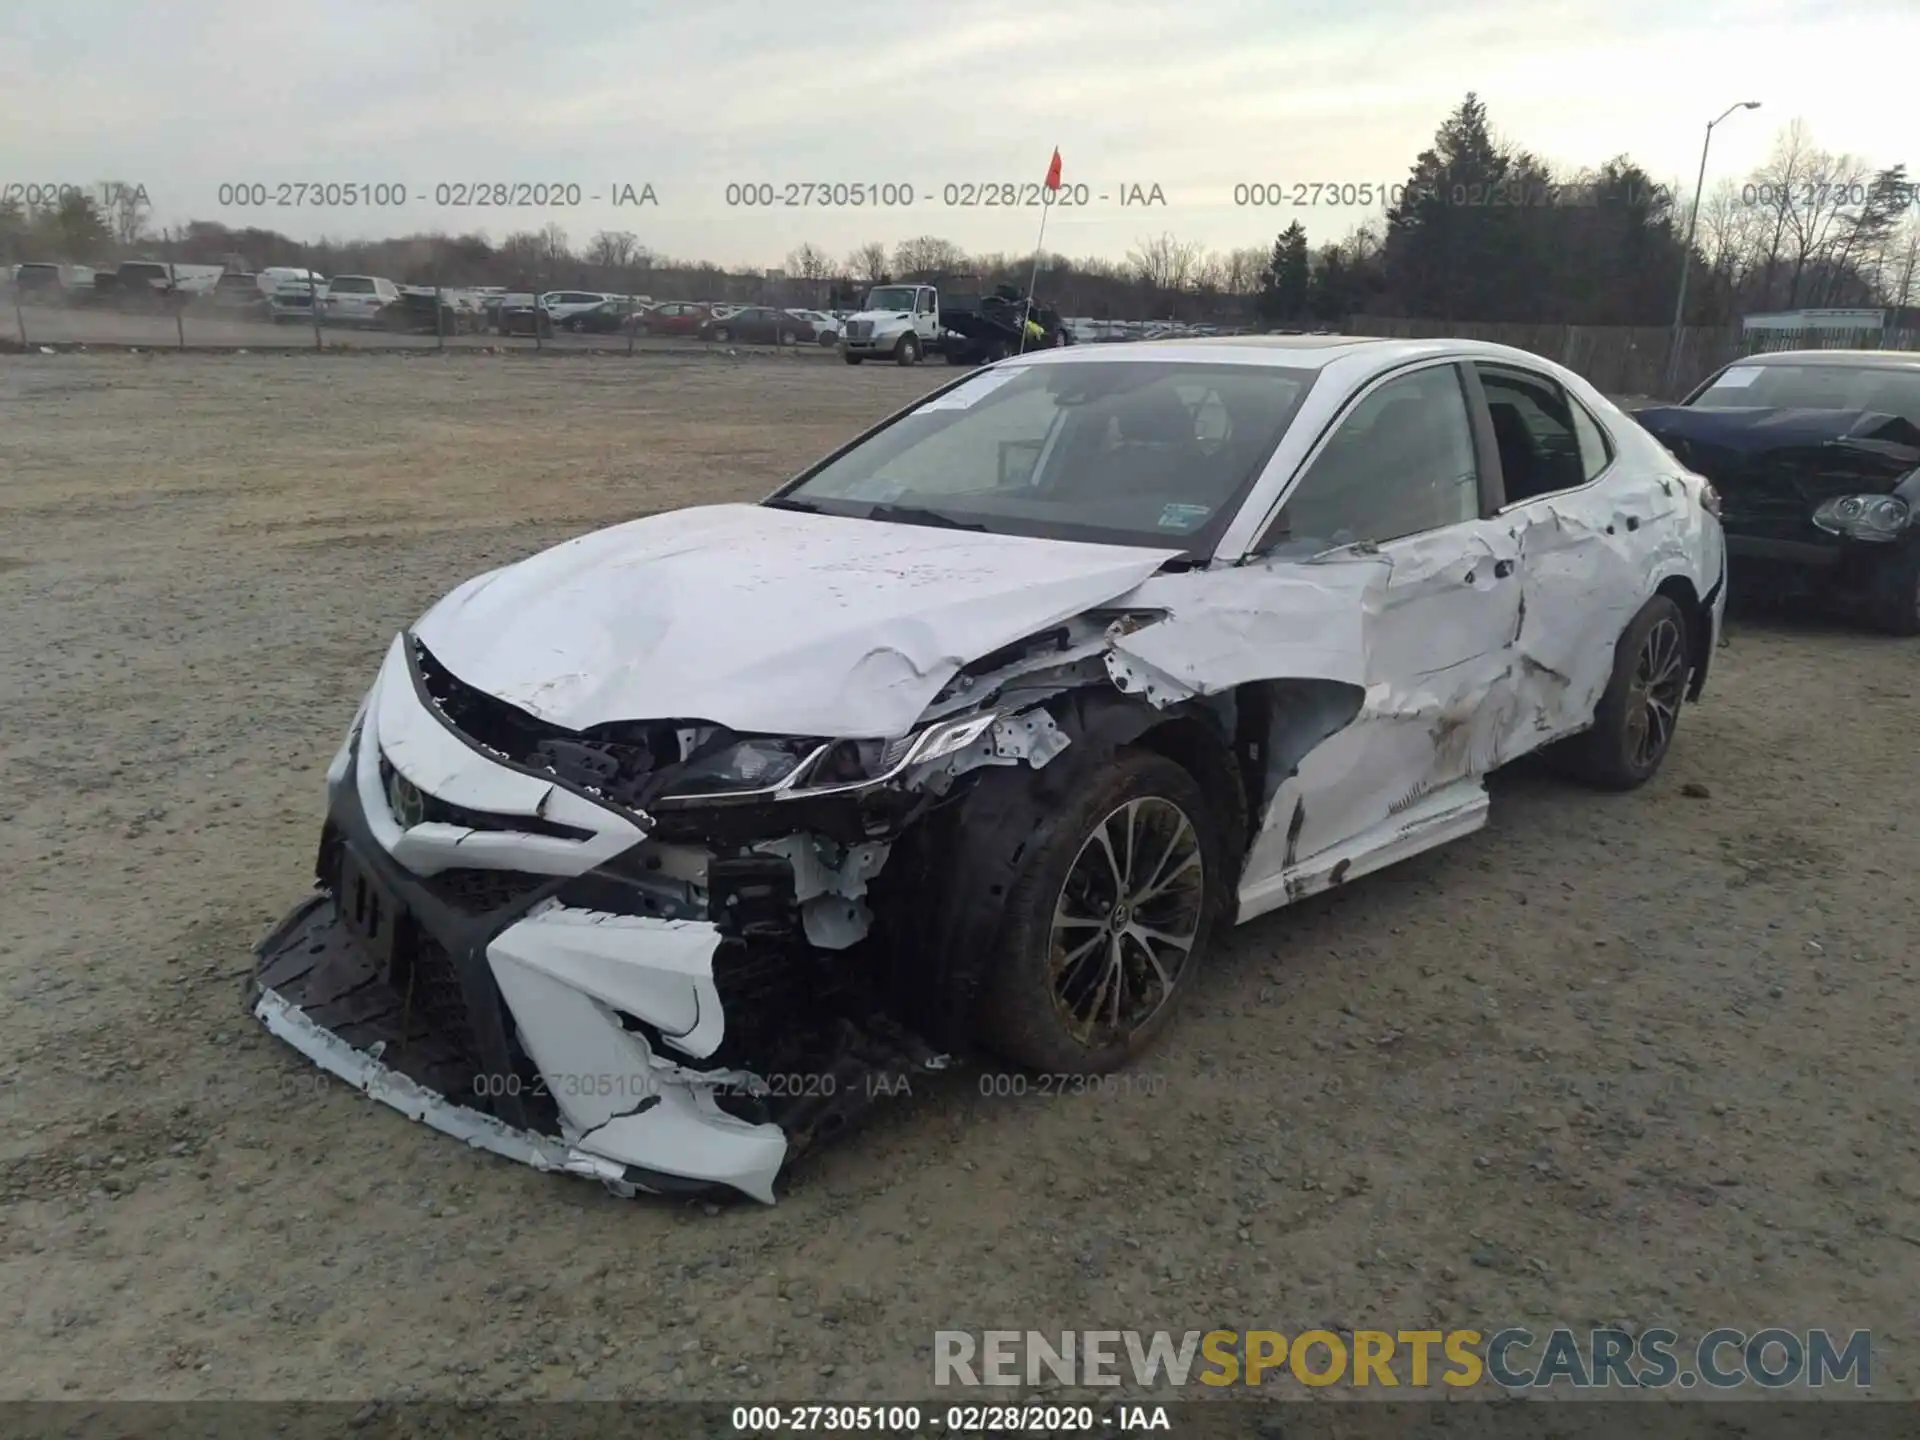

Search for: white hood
xmin=847 ymin=309 xmax=913 ymax=327
xmin=413 ymin=503 xmax=1178 ymax=737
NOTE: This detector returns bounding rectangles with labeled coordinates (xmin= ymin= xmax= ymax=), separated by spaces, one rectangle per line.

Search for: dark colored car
xmin=698 ymin=306 xmax=812 ymax=345
xmin=1636 ymin=349 xmax=1920 ymax=634
xmin=561 ymin=299 xmax=633 ymax=334
xmin=383 ymin=287 xmax=476 ymax=334
xmin=496 ymin=296 xmax=554 ymax=337
xmin=630 ymin=300 xmax=710 ymax=337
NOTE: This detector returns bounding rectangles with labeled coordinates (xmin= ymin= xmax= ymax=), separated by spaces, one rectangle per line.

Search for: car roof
xmin=1732 ymin=349 xmax=1920 ymax=371
xmin=1002 ymin=334 xmax=1577 ymax=376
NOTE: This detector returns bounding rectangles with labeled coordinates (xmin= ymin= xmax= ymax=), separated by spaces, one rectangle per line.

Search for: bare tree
xmin=1217 ymin=246 xmax=1267 ymax=296
xmin=102 ymin=181 xmax=151 ymax=250
xmin=585 ymin=230 xmax=640 ymax=267
xmin=891 ymin=235 xmax=967 ymax=278
xmin=846 ymin=241 xmax=888 ymax=282
xmin=1126 ymin=232 xmax=1205 ymax=293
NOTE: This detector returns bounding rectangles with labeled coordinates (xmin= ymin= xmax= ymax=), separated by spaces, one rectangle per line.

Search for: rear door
xmin=1471 ymin=360 xmax=1670 ymax=747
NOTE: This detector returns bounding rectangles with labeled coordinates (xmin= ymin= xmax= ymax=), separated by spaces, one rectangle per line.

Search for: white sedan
xmin=251 ymin=336 xmax=1726 ymax=1203
xmin=786 ymin=309 xmax=843 ymax=345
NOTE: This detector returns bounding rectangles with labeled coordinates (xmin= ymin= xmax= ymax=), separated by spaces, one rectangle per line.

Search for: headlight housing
xmin=650 ymin=711 xmax=1001 ymax=808
xmin=1811 ymin=493 xmax=1912 ymax=541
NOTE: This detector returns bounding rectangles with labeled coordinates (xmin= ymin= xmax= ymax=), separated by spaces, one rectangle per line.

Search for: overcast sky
xmin=1 ymin=0 xmax=1911 ymax=268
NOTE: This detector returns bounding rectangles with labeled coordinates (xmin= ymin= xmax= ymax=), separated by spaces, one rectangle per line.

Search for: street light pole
xmin=1665 ymin=100 xmax=1762 ymax=393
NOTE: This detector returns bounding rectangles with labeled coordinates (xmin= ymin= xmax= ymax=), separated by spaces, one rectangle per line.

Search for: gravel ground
xmin=0 ymin=352 xmax=1914 ymax=1402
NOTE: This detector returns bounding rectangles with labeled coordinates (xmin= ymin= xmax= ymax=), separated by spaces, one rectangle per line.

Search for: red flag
xmin=1044 ymin=148 xmax=1062 ymax=191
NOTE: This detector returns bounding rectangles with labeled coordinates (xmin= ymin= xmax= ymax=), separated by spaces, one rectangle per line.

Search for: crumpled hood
xmin=413 ymin=503 xmax=1179 ymax=737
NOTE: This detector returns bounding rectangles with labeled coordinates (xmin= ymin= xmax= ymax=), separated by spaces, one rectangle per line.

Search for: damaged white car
xmin=252 ymin=336 xmax=1727 ymax=1203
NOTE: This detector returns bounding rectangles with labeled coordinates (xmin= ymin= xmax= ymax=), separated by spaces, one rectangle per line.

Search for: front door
xmin=1237 ymin=361 xmax=1522 ymax=889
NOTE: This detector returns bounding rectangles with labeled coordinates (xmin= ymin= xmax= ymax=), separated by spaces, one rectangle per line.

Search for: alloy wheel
xmin=1624 ymin=616 xmax=1686 ymax=769
xmin=1048 ymin=797 xmax=1205 ymax=1048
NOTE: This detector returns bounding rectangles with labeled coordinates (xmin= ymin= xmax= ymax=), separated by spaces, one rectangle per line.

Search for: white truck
xmin=839 ymin=283 xmax=942 ymax=365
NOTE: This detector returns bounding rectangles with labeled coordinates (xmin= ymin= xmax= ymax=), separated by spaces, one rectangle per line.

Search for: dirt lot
xmin=1 ymin=352 xmax=1914 ymax=1403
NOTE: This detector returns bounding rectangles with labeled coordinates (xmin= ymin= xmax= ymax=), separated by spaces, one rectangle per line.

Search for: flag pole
xmin=1019 ymin=147 xmax=1058 ymax=355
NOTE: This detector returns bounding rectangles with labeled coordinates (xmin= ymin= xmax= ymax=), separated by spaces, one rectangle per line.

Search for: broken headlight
xmin=1812 ymin=494 xmax=1911 ymax=541
xmin=650 ymin=711 xmax=1002 ymax=808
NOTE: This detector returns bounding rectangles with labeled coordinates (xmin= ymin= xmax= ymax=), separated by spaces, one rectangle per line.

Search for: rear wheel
xmin=1558 ymin=594 xmax=1690 ymax=789
xmin=712 ymin=325 xmax=731 ymax=342
xmin=843 ymin=351 xmax=863 ymax=365
xmin=978 ymin=750 xmax=1224 ymax=1074
xmin=780 ymin=328 xmax=798 ymax=346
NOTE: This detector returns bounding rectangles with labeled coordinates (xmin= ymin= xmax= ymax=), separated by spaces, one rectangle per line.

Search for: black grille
xmin=419 ymin=866 xmax=555 ymax=915
xmin=391 ymin=931 xmax=478 ymax=1076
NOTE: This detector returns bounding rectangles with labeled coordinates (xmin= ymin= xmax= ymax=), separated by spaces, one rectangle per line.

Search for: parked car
xmin=540 ymin=290 xmax=616 ymax=325
xmin=699 ymin=306 xmax=812 ymax=345
xmin=261 ymin=267 xmax=328 ymax=323
xmin=9 ymin=262 xmax=93 ymax=300
xmin=250 ymin=336 xmax=1726 ymax=1204
xmin=786 ymin=309 xmax=843 ymax=346
xmin=204 ymin=271 xmax=270 ymax=317
xmin=322 ymin=275 xmax=402 ymax=326
xmin=1636 ymin=348 xmax=1920 ymax=634
xmin=631 ymin=301 xmax=710 ymax=338
xmin=496 ymin=294 xmax=553 ymax=337
xmin=385 ymin=286 xmax=476 ymax=334
xmin=559 ymin=298 xmax=633 ymax=334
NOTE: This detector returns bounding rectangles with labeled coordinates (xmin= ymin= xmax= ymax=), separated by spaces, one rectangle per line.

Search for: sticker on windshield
xmin=917 ymin=369 xmax=1019 ymax=411
xmin=1157 ymin=502 xmax=1212 ymax=530
xmin=1713 ymin=366 xmax=1763 ymax=388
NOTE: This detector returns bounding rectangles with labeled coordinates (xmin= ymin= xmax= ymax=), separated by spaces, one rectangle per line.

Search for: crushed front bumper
xmin=248 ymin=636 xmax=792 ymax=1202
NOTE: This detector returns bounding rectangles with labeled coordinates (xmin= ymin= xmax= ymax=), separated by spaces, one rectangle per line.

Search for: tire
xmin=843 ymin=352 xmax=862 ymax=365
xmin=1866 ymin=549 xmax=1920 ymax=636
xmin=945 ymin=346 xmax=969 ymax=365
xmin=565 ymin=317 xmax=583 ymax=333
xmin=1556 ymin=594 xmax=1691 ymax=790
xmin=894 ymin=334 xmax=920 ymax=366
xmin=713 ymin=326 xmax=731 ymax=342
xmin=819 ymin=333 xmax=837 ymax=348
xmin=780 ymin=329 xmax=797 ymax=346
xmin=977 ymin=749 xmax=1226 ymax=1074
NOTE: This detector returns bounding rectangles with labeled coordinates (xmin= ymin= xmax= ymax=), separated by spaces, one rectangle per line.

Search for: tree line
xmin=5 ymin=96 xmax=1913 ymax=327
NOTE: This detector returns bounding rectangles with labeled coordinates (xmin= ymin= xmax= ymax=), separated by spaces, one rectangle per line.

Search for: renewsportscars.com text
xmin=933 ymin=1327 xmax=1872 ymax=1390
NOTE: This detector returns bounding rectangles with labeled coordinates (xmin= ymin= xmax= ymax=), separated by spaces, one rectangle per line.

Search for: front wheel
xmin=1557 ymin=594 xmax=1690 ymax=789
xmin=894 ymin=334 xmax=920 ymax=366
xmin=843 ymin=351 xmax=862 ymax=365
xmin=977 ymin=750 xmax=1224 ymax=1074
xmin=780 ymin=329 xmax=798 ymax=346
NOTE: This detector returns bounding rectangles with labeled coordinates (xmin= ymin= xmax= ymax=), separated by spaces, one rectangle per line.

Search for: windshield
xmin=773 ymin=359 xmax=1317 ymax=553
xmin=864 ymin=287 xmax=917 ymax=311
xmin=1690 ymin=363 xmax=1920 ymax=425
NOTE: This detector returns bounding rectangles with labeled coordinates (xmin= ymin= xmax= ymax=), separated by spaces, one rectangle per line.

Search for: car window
xmin=1274 ymin=366 xmax=1479 ymax=549
xmin=1567 ymin=398 xmax=1614 ymax=481
xmin=330 ymin=277 xmax=373 ymax=294
xmin=1476 ymin=366 xmax=1590 ymax=503
xmin=783 ymin=360 xmax=1316 ymax=552
xmin=1690 ymin=364 xmax=1920 ymax=425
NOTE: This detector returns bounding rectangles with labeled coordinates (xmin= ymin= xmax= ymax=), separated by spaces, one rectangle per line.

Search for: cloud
xmin=1 ymin=0 xmax=1911 ymax=264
